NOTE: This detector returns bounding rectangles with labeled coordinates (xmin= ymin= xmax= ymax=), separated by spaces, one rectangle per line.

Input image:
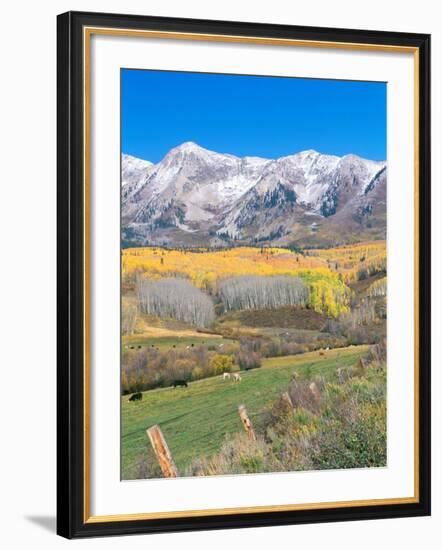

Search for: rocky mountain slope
xmin=122 ymin=142 xmax=386 ymax=248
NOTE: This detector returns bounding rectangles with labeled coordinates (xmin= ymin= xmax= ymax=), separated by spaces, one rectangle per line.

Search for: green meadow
xmin=121 ymin=345 xmax=368 ymax=478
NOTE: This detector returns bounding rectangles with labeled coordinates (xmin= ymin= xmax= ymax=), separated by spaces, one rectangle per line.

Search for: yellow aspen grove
xmin=122 ymin=245 xmax=363 ymax=317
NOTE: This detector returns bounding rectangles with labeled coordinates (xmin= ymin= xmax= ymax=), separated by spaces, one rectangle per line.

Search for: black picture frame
xmin=57 ymin=10 xmax=431 ymax=539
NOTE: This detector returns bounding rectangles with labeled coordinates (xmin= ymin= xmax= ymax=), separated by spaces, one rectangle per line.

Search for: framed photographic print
xmin=57 ymin=11 xmax=431 ymax=538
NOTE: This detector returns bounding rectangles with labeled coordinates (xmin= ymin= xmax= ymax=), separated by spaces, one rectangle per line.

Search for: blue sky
xmin=121 ymin=69 xmax=386 ymax=163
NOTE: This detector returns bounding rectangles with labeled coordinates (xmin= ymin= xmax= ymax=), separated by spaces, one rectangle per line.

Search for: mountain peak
xmin=173 ymin=141 xmax=206 ymax=153
xmin=122 ymin=144 xmax=386 ymax=247
xmin=121 ymin=153 xmax=153 ymax=166
xmin=340 ymin=153 xmax=386 ymax=165
xmin=165 ymin=142 xmax=242 ymax=166
xmin=297 ymin=149 xmax=320 ymax=156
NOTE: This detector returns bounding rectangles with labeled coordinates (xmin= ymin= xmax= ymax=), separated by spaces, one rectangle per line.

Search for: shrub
xmin=186 ymin=433 xmax=280 ymax=476
xmin=287 ymin=378 xmax=323 ymax=414
xmin=128 ymin=449 xmax=162 ymax=480
xmin=368 ymin=339 xmax=387 ymax=363
xmin=311 ymin=399 xmax=386 ymax=469
xmin=236 ymin=338 xmax=263 ymax=370
xmin=322 ymin=296 xmax=386 ymax=346
xmin=122 ymin=343 xmax=242 ymax=393
xmin=191 ymin=366 xmax=204 ymax=381
xmin=237 ymin=351 xmax=262 ymax=371
xmin=172 ymin=358 xmax=194 ymax=380
xmin=210 ymin=354 xmax=235 ymax=375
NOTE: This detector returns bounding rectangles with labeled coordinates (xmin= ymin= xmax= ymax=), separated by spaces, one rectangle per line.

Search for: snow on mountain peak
xmin=122 ymin=144 xmax=387 ymax=245
xmin=121 ymin=153 xmax=153 ymax=187
xmin=297 ymin=149 xmax=320 ymax=157
xmin=168 ymin=141 xmax=222 ymax=159
xmin=121 ymin=153 xmax=152 ymax=170
xmin=173 ymin=141 xmax=203 ymax=153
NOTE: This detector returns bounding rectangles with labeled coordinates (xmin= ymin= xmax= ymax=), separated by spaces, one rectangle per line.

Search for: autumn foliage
xmin=307 ymin=241 xmax=386 ymax=283
xmin=122 ymin=245 xmax=360 ymax=317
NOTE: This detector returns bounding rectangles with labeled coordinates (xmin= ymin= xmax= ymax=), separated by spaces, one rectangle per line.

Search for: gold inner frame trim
xmin=83 ymin=26 xmax=420 ymax=524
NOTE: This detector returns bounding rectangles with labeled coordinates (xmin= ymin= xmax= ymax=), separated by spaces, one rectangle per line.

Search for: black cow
xmin=129 ymin=392 xmax=142 ymax=402
xmin=172 ymin=380 xmax=188 ymax=388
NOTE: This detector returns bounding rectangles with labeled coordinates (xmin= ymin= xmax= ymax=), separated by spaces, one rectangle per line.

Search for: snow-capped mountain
xmin=121 ymin=154 xmax=154 ymax=217
xmin=121 ymin=154 xmax=153 ymax=187
xmin=121 ymin=142 xmax=386 ymax=247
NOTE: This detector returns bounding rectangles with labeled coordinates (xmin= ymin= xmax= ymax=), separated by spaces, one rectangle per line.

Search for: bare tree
xmin=137 ymin=277 xmax=215 ymax=328
xmin=218 ymin=275 xmax=309 ymax=312
xmin=367 ymin=277 xmax=387 ymax=297
xmin=122 ymin=301 xmax=138 ymax=335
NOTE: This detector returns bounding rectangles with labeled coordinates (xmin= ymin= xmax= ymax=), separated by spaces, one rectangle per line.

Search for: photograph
xmin=120 ymin=69 xmax=388 ymax=480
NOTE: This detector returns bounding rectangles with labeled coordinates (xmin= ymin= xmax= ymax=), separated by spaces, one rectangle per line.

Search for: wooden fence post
xmin=146 ymin=425 xmax=178 ymax=478
xmin=238 ymin=404 xmax=256 ymax=441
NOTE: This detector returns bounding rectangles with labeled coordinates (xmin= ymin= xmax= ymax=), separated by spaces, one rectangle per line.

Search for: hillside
xmin=121 ymin=345 xmax=368 ymax=478
xmin=122 ymin=242 xmax=386 ymax=318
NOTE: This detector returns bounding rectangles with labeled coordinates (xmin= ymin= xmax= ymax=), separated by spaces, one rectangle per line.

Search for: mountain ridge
xmin=121 ymin=142 xmax=386 ymax=248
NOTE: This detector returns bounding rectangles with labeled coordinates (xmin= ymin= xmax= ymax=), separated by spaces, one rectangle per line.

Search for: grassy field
xmin=122 ymin=313 xmax=236 ymax=350
xmin=123 ymin=334 xmax=232 ymax=351
xmin=121 ymin=344 xmax=368 ymax=479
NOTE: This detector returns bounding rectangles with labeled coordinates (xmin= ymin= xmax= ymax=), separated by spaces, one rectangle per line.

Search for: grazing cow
xmin=223 ymin=372 xmax=231 ymax=381
xmin=138 ymin=345 xmax=142 ymax=349
xmin=129 ymin=392 xmax=142 ymax=402
xmin=130 ymin=346 xmax=135 ymax=349
xmin=319 ymin=351 xmax=325 ymax=356
xmin=172 ymin=379 xmax=188 ymax=388
xmin=232 ymin=373 xmax=242 ymax=382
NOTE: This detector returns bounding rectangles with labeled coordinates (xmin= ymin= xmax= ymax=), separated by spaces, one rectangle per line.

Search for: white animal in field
xmin=232 ymin=373 xmax=242 ymax=382
xmin=223 ymin=372 xmax=231 ymax=380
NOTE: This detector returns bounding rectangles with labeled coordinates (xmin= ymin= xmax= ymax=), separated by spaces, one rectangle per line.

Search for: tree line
xmin=217 ymin=275 xmax=309 ymax=312
xmin=137 ymin=277 xmax=215 ymax=328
